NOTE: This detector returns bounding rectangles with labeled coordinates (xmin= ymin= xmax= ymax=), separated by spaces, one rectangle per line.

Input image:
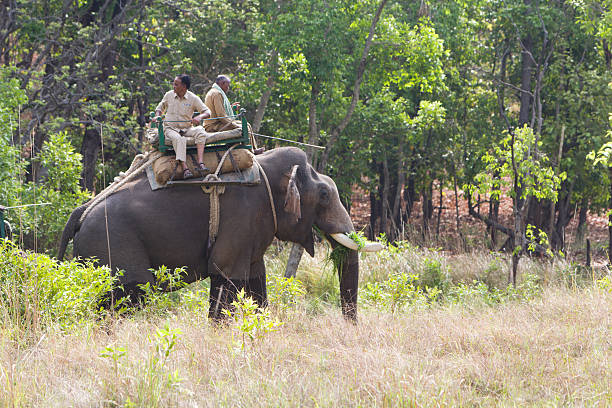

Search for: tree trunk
xmin=609 ymin=167 xmax=612 ymax=265
xmin=511 ymin=195 xmax=525 ymax=285
xmin=368 ymin=190 xmax=379 ymax=240
xmin=80 ymin=127 xmax=102 ymax=192
xmin=307 ymin=79 xmax=321 ymax=166
xmin=319 ymin=0 xmax=388 ymax=169
xmin=252 ymin=50 xmax=278 ymax=134
xmin=452 ymin=161 xmax=463 ymax=247
xmin=404 ymin=175 xmax=416 ymax=220
xmin=518 ymin=31 xmax=533 ymax=127
xmin=422 ymin=182 xmax=433 ymax=240
xmin=436 ymin=179 xmax=443 ymax=237
xmin=381 ymin=153 xmax=390 ymax=237
xmin=284 ymin=242 xmax=304 ymax=278
xmin=392 ymin=140 xmax=405 ymax=234
xmin=575 ymin=197 xmax=588 ymax=245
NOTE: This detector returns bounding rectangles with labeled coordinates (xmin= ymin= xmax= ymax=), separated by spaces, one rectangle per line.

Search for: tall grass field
xmin=1 ymin=239 xmax=610 ymax=407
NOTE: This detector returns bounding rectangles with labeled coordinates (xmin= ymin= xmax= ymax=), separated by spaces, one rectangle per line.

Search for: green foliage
xmin=137 ymin=266 xmax=188 ymax=312
xmin=16 ymin=131 xmax=91 ymax=254
xmin=447 ymin=273 xmax=542 ymax=307
xmin=100 ymin=345 xmax=128 ymax=377
xmin=597 ymin=273 xmax=612 ymax=292
xmin=99 ymin=324 xmax=183 ymax=407
xmin=0 ymin=67 xmax=28 ymax=212
xmin=469 ymin=126 xmax=565 ymax=202
xmin=587 ymin=140 xmax=612 ymax=168
xmin=267 ymin=274 xmax=307 ymax=311
xmin=223 ymin=289 xmax=283 ymax=352
xmin=525 ymin=224 xmax=554 ymax=257
xmin=0 ymin=239 xmax=116 ymax=339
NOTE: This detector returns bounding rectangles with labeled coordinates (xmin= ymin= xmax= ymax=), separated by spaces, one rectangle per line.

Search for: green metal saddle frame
xmin=150 ymin=109 xmax=252 ymax=154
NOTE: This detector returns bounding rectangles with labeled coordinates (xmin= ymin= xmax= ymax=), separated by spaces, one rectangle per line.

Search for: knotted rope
xmin=79 ymin=151 xmax=162 ymax=224
xmin=201 ymin=145 xmax=239 ymax=246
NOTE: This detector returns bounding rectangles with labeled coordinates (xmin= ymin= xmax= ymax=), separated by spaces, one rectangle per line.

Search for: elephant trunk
xmin=338 ymin=248 xmax=359 ymax=321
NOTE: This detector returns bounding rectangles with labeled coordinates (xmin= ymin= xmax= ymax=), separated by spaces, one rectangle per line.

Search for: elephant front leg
xmin=245 ymin=260 xmax=267 ymax=308
xmin=208 ymin=274 xmax=243 ymax=320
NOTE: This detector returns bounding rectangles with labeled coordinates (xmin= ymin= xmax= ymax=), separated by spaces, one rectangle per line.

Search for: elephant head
xmin=259 ymin=147 xmax=382 ymax=319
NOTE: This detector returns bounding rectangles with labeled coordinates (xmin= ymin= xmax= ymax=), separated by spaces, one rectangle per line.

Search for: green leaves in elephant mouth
xmin=313 ymin=225 xmax=349 ymax=272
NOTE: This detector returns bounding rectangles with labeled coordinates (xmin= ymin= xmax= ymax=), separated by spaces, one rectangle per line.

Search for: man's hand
xmin=192 ymin=111 xmax=210 ymax=125
xmin=153 ymin=110 xmax=163 ymax=123
xmin=192 ymin=111 xmax=211 ymax=125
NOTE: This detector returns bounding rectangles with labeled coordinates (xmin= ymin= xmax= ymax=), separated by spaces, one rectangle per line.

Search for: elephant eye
xmin=319 ymin=188 xmax=330 ymax=206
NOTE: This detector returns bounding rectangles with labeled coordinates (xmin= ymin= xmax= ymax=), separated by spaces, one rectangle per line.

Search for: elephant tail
xmin=58 ymin=204 xmax=88 ymax=261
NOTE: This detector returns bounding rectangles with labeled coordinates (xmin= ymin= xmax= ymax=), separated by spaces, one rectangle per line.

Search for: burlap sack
xmin=152 ymin=148 xmax=254 ymax=185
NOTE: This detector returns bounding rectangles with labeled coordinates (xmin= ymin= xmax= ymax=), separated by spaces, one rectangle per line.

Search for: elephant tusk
xmin=330 ymin=233 xmax=384 ymax=252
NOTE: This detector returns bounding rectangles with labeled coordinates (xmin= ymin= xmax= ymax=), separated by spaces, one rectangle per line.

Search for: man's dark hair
xmin=177 ymin=74 xmax=191 ymax=89
xmin=215 ymin=75 xmax=230 ymax=85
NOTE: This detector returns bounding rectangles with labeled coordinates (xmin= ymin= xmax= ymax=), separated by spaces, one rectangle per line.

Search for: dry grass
xmin=1 ymin=245 xmax=611 ymax=407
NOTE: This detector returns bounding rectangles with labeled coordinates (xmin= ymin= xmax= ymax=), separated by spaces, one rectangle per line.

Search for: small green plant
xmin=362 ymin=271 xmax=429 ymax=313
xmin=137 ymin=266 xmax=187 ymax=312
xmin=133 ymin=324 xmax=183 ymax=406
xmin=268 ymin=274 xmax=306 ymax=311
xmin=596 ymin=274 xmax=612 ymax=292
xmin=419 ymin=256 xmax=449 ymax=290
xmin=154 ymin=325 xmax=182 ymax=368
xmin=223 ymin=289 xmax=283 ymax=352
xmin=99 ymin=344 xmax=128 ymax=405
xmin=100 ymin=345 xmax=127 ymax=377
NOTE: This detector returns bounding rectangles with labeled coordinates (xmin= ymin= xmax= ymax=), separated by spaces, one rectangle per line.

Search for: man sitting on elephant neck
xmin=154 ymin=74 xmax=211 ymax=179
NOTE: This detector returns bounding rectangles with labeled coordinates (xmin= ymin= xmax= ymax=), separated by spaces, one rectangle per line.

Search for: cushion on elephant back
xmin=151 ymin=149 xmax=254 ymax=185
xmin=145 ymin=127 xmax=243 ymax=148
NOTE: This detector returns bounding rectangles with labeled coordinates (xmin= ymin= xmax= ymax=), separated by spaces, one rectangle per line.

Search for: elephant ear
xmin=284 ymin=165 xmax=301 ymax=223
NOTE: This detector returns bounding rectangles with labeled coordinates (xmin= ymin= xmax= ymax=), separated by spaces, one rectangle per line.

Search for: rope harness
xmin=201 ymin=147 xmax=277 ymax=247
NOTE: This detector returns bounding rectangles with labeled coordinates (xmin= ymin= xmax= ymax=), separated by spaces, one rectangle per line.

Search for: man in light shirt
xmin=204 ymin=75 xmax=241 ymax=133
xmin=154 ymin=74 xmax=211 ymax=178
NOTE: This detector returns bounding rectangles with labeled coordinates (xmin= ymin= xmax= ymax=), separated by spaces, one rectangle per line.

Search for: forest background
xmin=0 ymin=0 xmax=611 ymax=273
xmin=1 ymin=1 xmax=611 ymax=405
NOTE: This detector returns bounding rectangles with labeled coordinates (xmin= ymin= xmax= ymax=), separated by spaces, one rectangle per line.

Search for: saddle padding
xmin=152 ymin=149 xmax=254 ymax=185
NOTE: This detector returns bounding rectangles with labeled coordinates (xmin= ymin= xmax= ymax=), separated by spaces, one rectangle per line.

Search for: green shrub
xmin=137 ymin=266 xmax=188 ymax=313
xmin=0 ymin=239 xmax=116 ymax=339
xmin=16 ymin=131 xmax=91 ymax=255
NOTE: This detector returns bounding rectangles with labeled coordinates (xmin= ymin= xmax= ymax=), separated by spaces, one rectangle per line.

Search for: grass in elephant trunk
xmin=0 ymin=242 xmax=610 ymax=406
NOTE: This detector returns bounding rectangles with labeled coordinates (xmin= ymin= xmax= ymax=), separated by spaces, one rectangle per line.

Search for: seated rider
xmin=154 ymin=74 xmax=211 ymax=178
xmin=204 ymin=75 xmax=242 ymax=133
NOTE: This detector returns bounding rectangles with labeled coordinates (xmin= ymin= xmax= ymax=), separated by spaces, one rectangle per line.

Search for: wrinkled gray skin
xmin=58 ymin=147 xmax=360 ymax=319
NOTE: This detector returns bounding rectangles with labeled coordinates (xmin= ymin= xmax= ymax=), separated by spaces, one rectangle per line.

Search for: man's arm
xmin=212 ymin=92 xmax=234 ymax=127
xmin=154 ymin=94 xmax=167 ymax=121
xmin=192 ymin=97 xmax=211 ymax=125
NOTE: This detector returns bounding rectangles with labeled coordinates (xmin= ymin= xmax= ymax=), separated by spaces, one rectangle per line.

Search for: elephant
xmin=58 ymin=147 xmax=381 ymax=319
